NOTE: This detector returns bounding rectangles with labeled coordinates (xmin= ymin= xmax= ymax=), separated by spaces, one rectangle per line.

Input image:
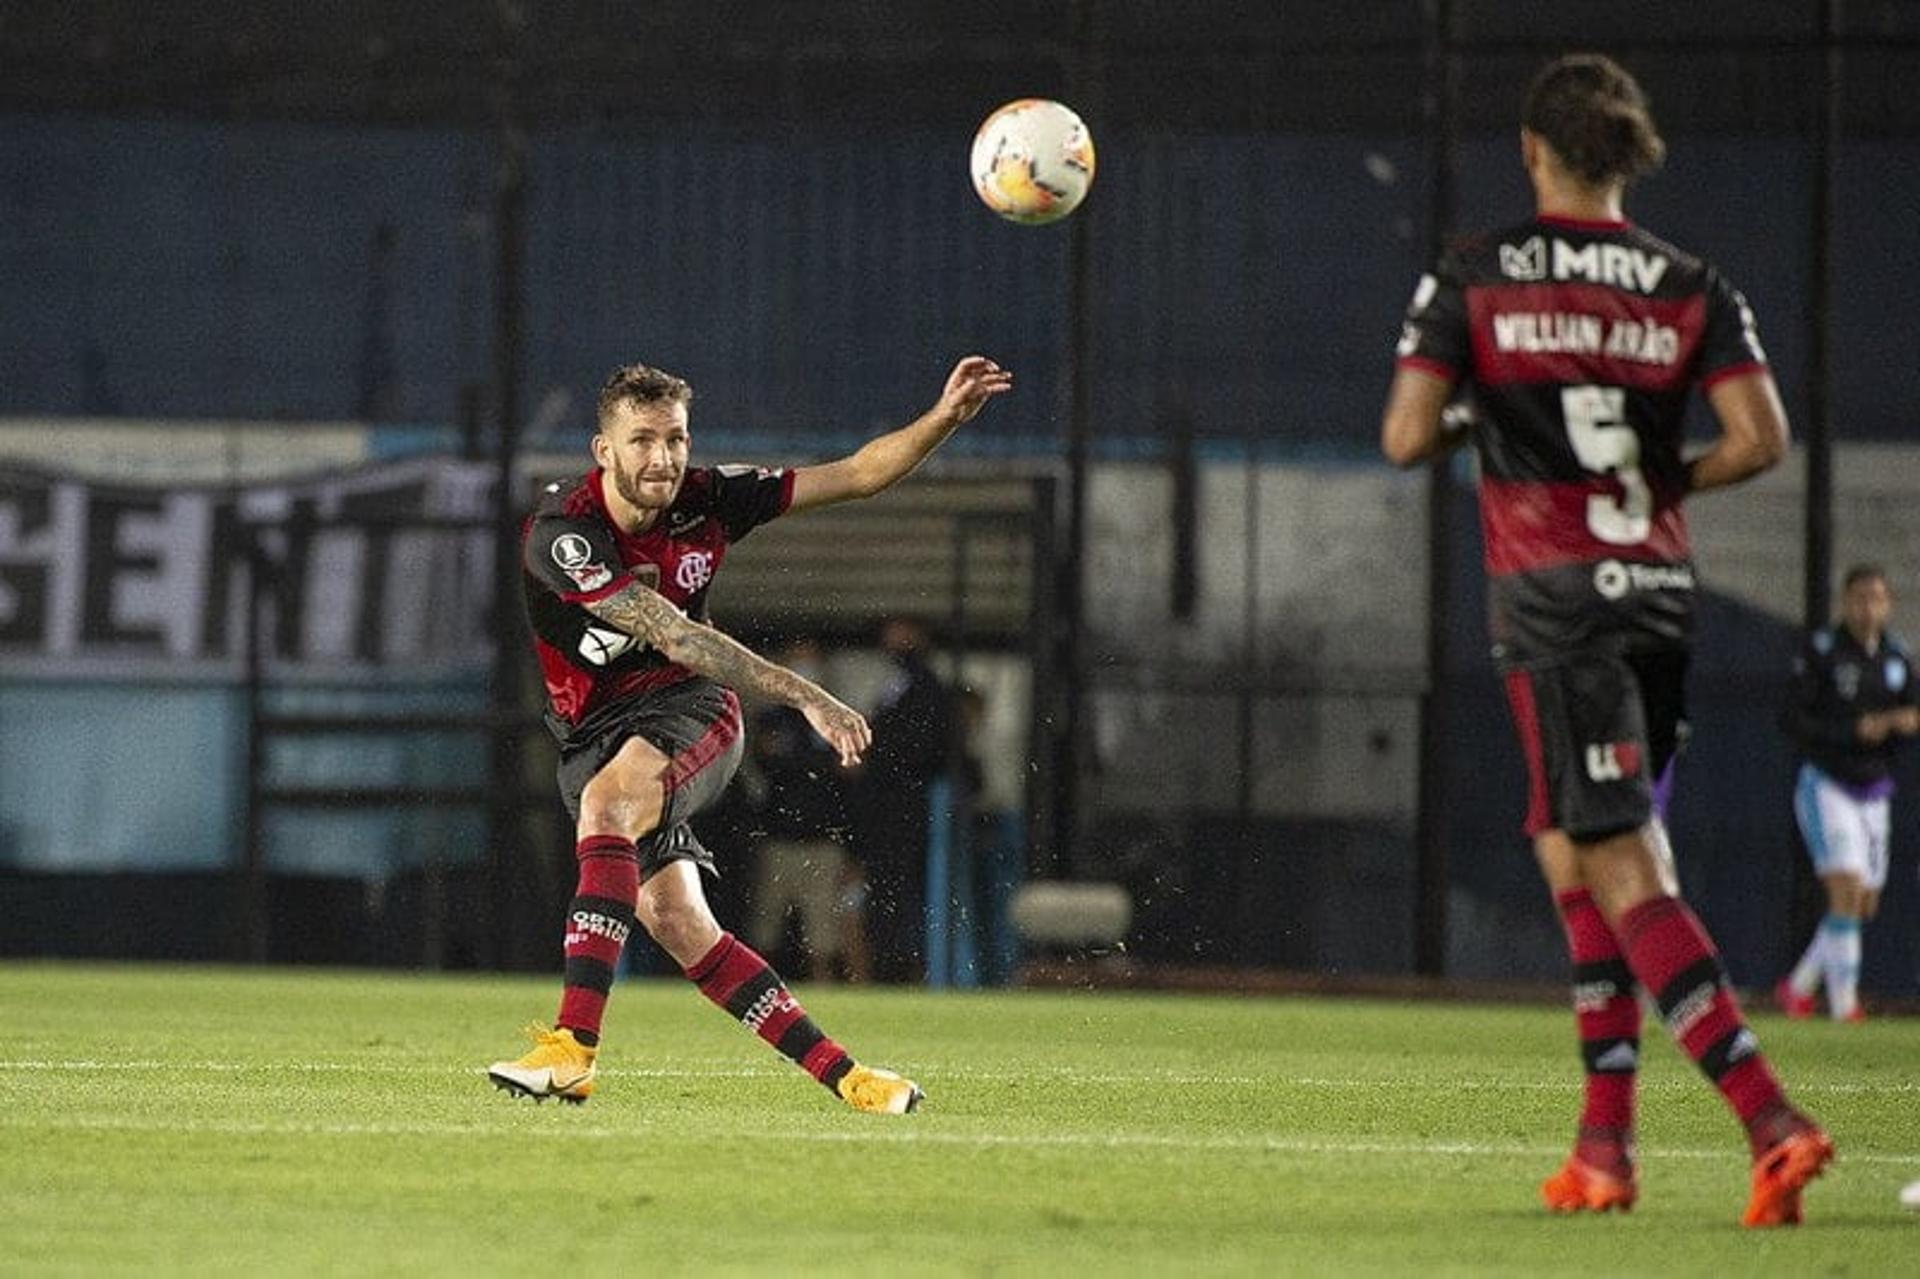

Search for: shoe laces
xmin=839 ymin=1065 xmax=873 ymax=1101
xmin=520 ymin=1023 xmax=589 ymax=1062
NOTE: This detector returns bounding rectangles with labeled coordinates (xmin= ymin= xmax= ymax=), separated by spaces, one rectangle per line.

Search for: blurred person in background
xmin=954 ymin=683 xmax=1024 ymax=986
xmin=1776 ymin=564 xmax=1918 ymax=1022
xmin=1381 ymin=53 xmax=1829 ymax=1226
xmin=744 ymin=635 xmax=870 ymax=983
xmin=488 ymin=355 xmax=1011 ymax=1113
xmin=851 ymin=616 xmax=957 ymax=983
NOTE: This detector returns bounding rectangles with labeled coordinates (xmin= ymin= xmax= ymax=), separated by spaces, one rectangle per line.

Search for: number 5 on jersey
xmin=1562 ymin=384 xmax=1651 ymax=545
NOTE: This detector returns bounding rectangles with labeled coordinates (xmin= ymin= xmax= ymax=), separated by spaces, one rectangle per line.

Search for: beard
xmin=608 ymin=455 xmax=682 ymax=511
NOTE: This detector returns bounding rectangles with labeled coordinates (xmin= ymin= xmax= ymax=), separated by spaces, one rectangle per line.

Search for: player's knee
xmin=1822 ymin=871 xmax=1863 ymax=915
xmin=638 ymin=889 xmax=719 ymax=960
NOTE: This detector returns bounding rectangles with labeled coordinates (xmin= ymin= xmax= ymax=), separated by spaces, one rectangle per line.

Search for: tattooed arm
xmin=585 ymin=582 xmax=871 ymax=765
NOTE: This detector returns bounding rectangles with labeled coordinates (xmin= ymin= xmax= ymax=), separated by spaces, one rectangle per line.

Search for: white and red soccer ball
xmin=970 ymin=98 xmax=1095 ymax=225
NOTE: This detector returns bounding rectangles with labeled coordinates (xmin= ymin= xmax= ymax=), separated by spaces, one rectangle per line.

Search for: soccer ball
xmin=1901 ymin=1179 xmax=1920 ymax=1211
xmin=970 ymin=98 xmax=1095 ymax=225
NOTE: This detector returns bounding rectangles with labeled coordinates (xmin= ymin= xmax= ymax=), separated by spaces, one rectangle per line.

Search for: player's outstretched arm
xmin=584 ymin=583 xmax=871 ymax=765
xmin=1688 ymin=370 xmax=1790 ymax=493
xmin=786 ymin=356 xmax=1013 ymax=514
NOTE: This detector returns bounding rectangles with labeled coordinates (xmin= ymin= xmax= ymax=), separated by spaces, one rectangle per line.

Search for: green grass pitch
xmin=1 ymin=963 xmax=1916 ymax=1275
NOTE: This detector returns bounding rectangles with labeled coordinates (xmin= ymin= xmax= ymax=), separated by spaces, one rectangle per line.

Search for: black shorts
xmin=1501 ymin=648 xmax=1688 ymax=842
xmin=554 ymin=678 xmax=745 ymax=877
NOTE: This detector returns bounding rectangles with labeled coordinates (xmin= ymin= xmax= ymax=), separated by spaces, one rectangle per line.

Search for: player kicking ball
xmin=488 ymin=354 xmax=1012 ymax=1111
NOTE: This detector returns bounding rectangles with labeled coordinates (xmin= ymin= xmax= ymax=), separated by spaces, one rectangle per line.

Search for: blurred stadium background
xmin=3 ymin=0 xmax=1919 ymax=1000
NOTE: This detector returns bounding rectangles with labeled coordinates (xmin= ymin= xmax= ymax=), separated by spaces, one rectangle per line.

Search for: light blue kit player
xmin=1778 ymin=564 xmax=1919 ymax=1022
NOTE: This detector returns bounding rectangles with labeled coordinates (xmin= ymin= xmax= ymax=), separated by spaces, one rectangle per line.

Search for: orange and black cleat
xmin=1742 ymin=1126 xmax=1835 ymax=1228
xmin=1541 ymin=1157 xmax=1638 ymax=1214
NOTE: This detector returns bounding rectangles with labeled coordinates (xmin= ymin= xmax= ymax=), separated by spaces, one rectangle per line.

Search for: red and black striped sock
xmin=685 ymin=932 xmax=853 ymax=1094
xmin=1616 ymin=895 xmax=1799 ymax=1156
xmin=1553 ymin=888 xmax=1639 ymax=1176
xmin=555 ymin=834 xmax=640 ymax=1047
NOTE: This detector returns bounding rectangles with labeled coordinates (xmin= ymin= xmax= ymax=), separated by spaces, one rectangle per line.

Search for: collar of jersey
xmin=1536 ymin=212 xmax=1631 ymax=232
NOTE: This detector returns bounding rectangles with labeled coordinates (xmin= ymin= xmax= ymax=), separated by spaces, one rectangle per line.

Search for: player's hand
xmin=1892 ymin=706 xmax=1920 ymax=736
xmin=936 ymin=355 xmax=1014 ymax=426
xmin=1856 ymin=711 xmax=1892 ymax=745
xmin=802 ymin=694 xmax=872 ymax=768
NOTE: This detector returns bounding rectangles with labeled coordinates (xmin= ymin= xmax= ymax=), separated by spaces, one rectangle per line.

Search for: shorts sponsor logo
xmin=1592 ymin=559 xmax=1694 ymax=601
xmin=567 ymin=910 xmax=631 ymax=947
xmin=1584 ymin=741 xmax=1641 ymax=783
xmin=578 ymin=625 xmax=636 ymax=665
xmin=675 ymin=549 xmax=715 ymax=592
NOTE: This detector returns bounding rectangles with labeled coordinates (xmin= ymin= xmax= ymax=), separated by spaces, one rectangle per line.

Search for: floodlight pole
xmin=485 ymin=0 xmax=531 ymax=970
xmin=1803 ymin=0 xmax=1838 ymax=630
xmin=1054 ymin=0 xmax=1099 ymax=876
xmin=1412 ymin=0 xmax=1458 ymax=978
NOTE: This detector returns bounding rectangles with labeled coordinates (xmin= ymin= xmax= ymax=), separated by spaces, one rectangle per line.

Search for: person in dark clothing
xmin=745 ymin=637 xmax=869 ymax=982
xmin=851 ymin=617 xmax=957 ymax=983
xmin=1776 ymin=564 xmax=1918 ymax=1022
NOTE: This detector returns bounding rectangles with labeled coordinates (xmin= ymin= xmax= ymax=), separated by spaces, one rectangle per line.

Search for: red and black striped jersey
xmin=1395 ymin=214 xmax=1769 ymax=665
xmin=520 ymin=464 xmax=793 ymax=732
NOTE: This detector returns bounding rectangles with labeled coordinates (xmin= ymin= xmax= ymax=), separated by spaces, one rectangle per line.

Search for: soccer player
xmin=488 ymin=354 xmax=1013 ymax=1112
xmin=1777 ymin=564 xmax=1919 ymax=1021
xmin=1380 ymin=54 xmax=1832 ymax=1226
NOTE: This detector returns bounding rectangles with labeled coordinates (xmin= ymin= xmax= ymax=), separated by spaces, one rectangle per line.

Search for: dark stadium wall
xmin=1 ymin=454 xmax=1914 ymax=990
xmin=2 ymin=117 xmax=1917 ymax=450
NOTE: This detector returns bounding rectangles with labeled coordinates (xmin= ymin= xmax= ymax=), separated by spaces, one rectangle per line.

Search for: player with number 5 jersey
xmin=1381 ymin=54 xmax=1829 ymax=1229
xmin=1391 ymin=168 xmax=1768 ymax=666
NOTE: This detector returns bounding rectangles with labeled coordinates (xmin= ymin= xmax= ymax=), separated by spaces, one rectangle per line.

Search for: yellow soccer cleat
xmin=488 ymin=1024 xmax=597 ymax=1105
xmin=837 ymin=1064 xmax=924 ymax=1115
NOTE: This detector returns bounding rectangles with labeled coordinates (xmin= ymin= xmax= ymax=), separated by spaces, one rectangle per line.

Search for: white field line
xmin=2 ymin=1112 xmax=1918 ymax=1167
xmin=0 ymin=1060 xmax=1914 ymax=1096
